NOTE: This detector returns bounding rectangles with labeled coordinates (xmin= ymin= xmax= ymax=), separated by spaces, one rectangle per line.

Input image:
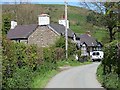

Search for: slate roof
xmin=79 ymin=34 xmax=98 ymax=47
xmin=49 ymin=23 xmax=74 ymax=38
xmin=7 ymin=23 xmax=75 ymax=40
xmin=7 ymin=24 xmax=38 ymax=40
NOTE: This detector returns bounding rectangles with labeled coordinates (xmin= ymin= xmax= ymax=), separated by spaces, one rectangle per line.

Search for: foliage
xmin=2 ymin=13 xmax=11 ymax=36
xmin=102 ymin=40 xmax=119 ymax=74
xmin=2 ymin=34 xmax=91 ymax=88
xmin=97 ymin=40 xmax=120 ymax=89
xmin=54 ymin=48 xmax=65 ymax=60
xmin=104 ymin=2 xmax=119 ymax=42
xmin=2 ymin=37 xmax=68 ymax=88
xmin=87 ymin=12 xmax=106 ymax=27
xmin=6 ymin=66 xmax=34 ymax=88
xmin=77 ymin=50 xmax=81 ymax=58
xmin=2 ymin=39 xmax=42 ymax=88
xmin=87 ymin=12 xmax=97 ymax=25
xmin=55 ymin=37 xmax=76 ymax=57
xmin=25 ymin=44 xmax=41 ymax=70
xmin=97 ymin=64 xmax=120 ymax=90
xmin=86 ymin=2 xmax=119 ymax=42
xmin=55 ymin=37 xmax=65 ymax=48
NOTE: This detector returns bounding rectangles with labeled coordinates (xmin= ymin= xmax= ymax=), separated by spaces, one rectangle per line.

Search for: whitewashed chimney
xmin=11 ymin=21 xmax=17 ymax=29
xmin=58 ymin=20 xmax=69 ymax=28
xmin=38 ymin=14 xmax=50 ymax=26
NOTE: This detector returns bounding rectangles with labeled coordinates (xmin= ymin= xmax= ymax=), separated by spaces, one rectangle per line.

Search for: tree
xmin=2 ymin=14 xmax=11 ymax=36
xmin=87 ymin=12 xmax=97 ymax=25
xmin=81 ymin=2 xmax=120 ymax=42
xmin=104 ymin=2 xmax=119 ymax=42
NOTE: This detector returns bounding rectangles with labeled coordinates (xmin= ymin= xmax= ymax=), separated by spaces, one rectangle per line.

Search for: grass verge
xmin=31 ymin=70 xmax=58 ymax=88
xmin=57 ymin=59 xmax=91 ymax=67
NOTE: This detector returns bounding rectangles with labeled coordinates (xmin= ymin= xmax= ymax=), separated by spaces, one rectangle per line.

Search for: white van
xmin=90 ymin=51 xmax=104 ymax=62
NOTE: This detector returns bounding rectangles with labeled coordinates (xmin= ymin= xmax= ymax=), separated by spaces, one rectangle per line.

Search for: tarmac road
xmin=46 ymin=62 xmax=104 ymax=88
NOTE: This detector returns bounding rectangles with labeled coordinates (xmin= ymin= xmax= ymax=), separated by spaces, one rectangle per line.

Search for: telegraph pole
xmin=65 ymin=1 xmax=68 ymax=59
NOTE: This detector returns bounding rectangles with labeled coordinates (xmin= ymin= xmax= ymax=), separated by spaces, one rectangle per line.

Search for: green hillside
xmin=2 ymin=4 xmax=109 ymax=43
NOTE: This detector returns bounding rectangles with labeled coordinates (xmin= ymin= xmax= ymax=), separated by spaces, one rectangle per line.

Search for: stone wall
xmin=28 ymin=26 xmax=59 ymax=47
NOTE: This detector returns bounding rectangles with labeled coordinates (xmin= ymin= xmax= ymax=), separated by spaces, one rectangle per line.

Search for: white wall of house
xmin=81 ymin=44 xmax=88 ymax=56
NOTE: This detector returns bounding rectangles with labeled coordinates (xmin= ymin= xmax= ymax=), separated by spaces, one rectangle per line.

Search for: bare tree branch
xmin=79 ymin=2 xmax=105 ymax=13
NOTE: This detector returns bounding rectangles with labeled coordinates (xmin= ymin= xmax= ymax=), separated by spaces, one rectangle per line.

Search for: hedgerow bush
xmin=2 ymin=38 xmax=42 ymax=88
xmin=6 ymin=66 xmax=34 ymax=88
xmin=97 ymin=40 xmax=120 ymax=89
xmin=55 ymin=36 xmax=76 ymax=57
xmin=102 ymin=40 xmax=119 ymax=75
xmin=2 ymin=37 xmax=67 ymax=88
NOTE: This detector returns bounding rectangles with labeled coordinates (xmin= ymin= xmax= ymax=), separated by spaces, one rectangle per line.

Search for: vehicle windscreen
xmin=93 ymin=52 xmax=99 ymax=56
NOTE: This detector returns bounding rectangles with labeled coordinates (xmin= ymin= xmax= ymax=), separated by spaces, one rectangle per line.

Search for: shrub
xmin=97 ymin=40 xmax=120 ymax=89
xmin=43 ymin=47 xmax=58 ymax=70
xmin=6 ymin=67 xmax=34 ymax=88
xmin=55 ymin=36 xmax=65 ymax=48
xmin=25 ymin=44 xmax=40 ymax=70
xmin=102 ymin=40 xmax=118 ymax=74
xmin=2 ymin=39 xmax=43 ymax=88
xmin=55 ymin=36 xmax=76 ymax=57
xmin=54 ymin=48 xmax=65 ymax=60
xmin=2 ymin=36 xmax=76 ymax=88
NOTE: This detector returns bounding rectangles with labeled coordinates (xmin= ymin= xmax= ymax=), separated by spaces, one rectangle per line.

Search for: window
xmin=96 ymin=52 xmax=99 ymax=55
xmin=92 ymin=52 xmax=99 ymax=56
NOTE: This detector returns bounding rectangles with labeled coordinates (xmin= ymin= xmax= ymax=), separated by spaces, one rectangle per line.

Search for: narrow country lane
xmin=46 ymin=62 xmax=105 ymax=88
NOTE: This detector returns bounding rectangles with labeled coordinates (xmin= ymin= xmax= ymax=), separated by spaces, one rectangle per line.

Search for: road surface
xmin=46 ymin=62 xmax=104 ymax=88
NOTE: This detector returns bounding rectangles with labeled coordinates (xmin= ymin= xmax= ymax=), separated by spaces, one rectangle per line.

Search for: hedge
xmin=97 ymin=40 xmax=120 ymax=89
xmin=2 ymin=36 xmax=76 ymax=88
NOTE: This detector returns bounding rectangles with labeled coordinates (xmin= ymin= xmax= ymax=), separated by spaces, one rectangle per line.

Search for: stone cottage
xmin=7 ymin=14 xmax=75 ymax=47
xmin=76 ymin=31 xmax=103 ymax=56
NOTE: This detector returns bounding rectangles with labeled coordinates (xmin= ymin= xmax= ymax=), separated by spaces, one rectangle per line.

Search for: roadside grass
xmin=57 ymin=59 xmax=91 ymax=67
xmin=31 ymin=70 xmax=58 ymax=88
xmin=97 ymin=64 xmax=120 ymax=90
xmin=96 ymin=64 xmax=104 ymax=85
xmin=31 ymin=59 xmax=91 ymax=88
